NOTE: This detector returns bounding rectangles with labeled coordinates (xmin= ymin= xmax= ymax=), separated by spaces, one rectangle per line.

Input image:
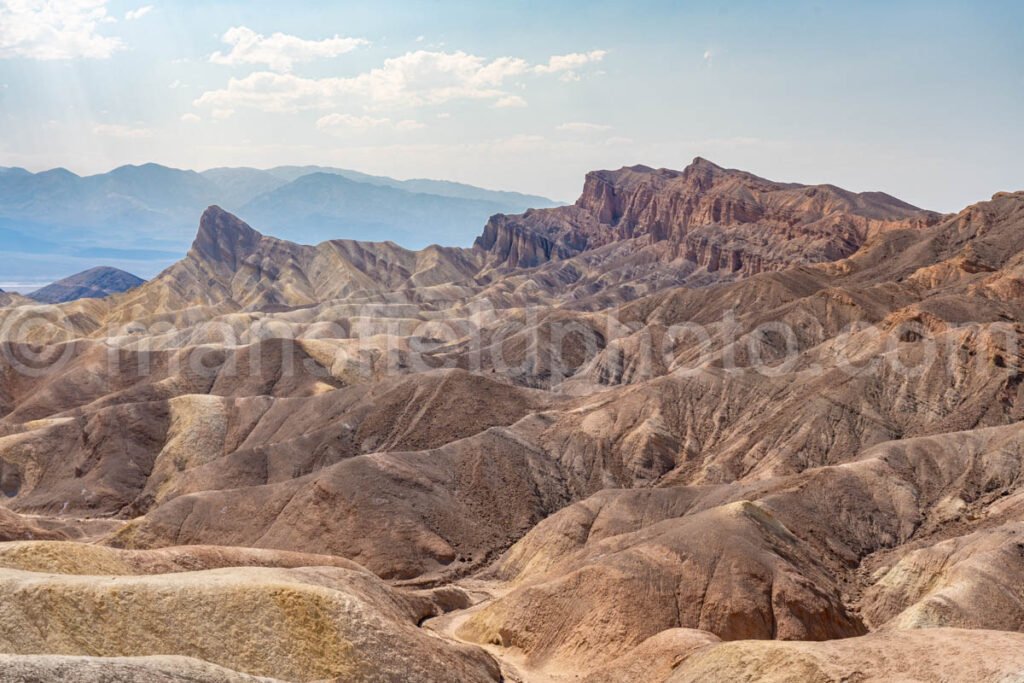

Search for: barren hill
xmin=2 ymin=163 xmax=1024 ymax=681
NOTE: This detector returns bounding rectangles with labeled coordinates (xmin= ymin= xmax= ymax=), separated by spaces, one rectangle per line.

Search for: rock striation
xmin=1 ymin=163 xmax=1024 ymax=681
xmin=476 ymin=158 xmax=943 ymax=277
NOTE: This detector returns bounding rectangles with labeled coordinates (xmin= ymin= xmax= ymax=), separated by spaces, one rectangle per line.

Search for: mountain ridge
xmin=26 ymin=267 xmax=145 ymax=304
xmin=0 ymin=163 xmax=559 ymax=282
xmin=0 ymin=157 xmax=950 ymax=325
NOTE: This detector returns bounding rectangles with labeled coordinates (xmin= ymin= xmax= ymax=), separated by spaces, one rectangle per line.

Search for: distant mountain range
xmin=0 ymin=164 xmax=559 ymax=284
xmin=25 ymin=267 xmax=145 ymax=304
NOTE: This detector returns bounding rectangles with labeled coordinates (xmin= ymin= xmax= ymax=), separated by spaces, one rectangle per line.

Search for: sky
xmin=0 ymin=0 xmax=1022 ymax=210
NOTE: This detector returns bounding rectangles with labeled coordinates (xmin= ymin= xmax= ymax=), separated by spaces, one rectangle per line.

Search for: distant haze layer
xmin=0 ymin=163 xmax=559 ymax=282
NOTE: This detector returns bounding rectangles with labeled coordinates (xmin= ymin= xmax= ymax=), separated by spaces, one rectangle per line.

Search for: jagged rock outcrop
xmin=474 ymin=208 xmax=597 ymax=269
xmin=476 ymin=158 xmax=943 ymax=276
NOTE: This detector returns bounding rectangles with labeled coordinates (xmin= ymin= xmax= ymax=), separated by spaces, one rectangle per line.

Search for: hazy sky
xmin=0 ymin=0 xmax=1021 ymax=209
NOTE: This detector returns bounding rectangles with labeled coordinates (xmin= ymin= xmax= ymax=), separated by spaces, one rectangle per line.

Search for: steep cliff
xmin=476 ymin=158 xmax=943 ymax=276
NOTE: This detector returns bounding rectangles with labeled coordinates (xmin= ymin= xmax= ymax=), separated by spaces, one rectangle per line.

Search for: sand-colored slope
xmin=664 ymin=628 xmax=1024 ymax=682
xmin=0 ymin=541 xmax=367 ymax=576
xmin=457 ymin=422 xmax=1024 ymax=672
xmin=861 ymin=522 xmax=1024 ymax=632
xmin=0 ymin=560 xmax=499 ymax=682
xmin=0 ymin=654 xmax=281 ymax=682
xmin=112 ymin=424 xmax=570 ymax=580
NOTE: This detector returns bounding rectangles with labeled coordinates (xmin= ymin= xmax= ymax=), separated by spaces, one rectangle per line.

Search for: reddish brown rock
xmin=476 ymin=158 xmax=943 ymax=277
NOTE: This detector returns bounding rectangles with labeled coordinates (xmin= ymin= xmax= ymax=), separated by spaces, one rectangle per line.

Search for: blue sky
xmin=0 ymin=0 xmax=1021 ymax=210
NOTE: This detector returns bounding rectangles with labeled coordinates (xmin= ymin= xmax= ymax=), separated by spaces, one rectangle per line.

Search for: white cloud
xmin=210 ymin=107 xmax=234 ymax=120
xmin=703 ymin=49 xmax=713 ymax=66
xmin=415 ymin=35 xmax=425 ymax=43
xmin=124 ymin=5 xmax=153 ymax=21
xmin=168 ymin=79 xmax=182 ymax=89
xmin=194 ymin=48 xmax=605 ymax=114
xmin=557 ymin=121 xmax=612 ymax=133
xmin=93 ymin=123 xmax=153 ymax=138
xmin=493 ymin=95 xmax=527 ymax=108
xmin=533 ymin=50 xmax=606 ymax=76
xmin=180 ymin=112 xmax=200 ymax=123
xmin=316 ymin=112 xmax=425 ymax=134
xmin=210 ymin=26 xmax=368 ymax=73
xmin=0 ymin=0 xmax=124 ymax=59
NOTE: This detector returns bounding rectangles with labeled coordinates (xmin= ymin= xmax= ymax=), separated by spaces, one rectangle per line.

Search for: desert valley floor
xmin=1 ymin=158 xmax=1024 ymax=681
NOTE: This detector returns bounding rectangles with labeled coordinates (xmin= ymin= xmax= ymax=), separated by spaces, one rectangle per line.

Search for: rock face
xmin=3 ymin=166 xmax=1024 ymax=681
xmin=27 ymin=267 xmax=145 ymax=304
xmin=476 ymin=158 xmax=942 ymax=276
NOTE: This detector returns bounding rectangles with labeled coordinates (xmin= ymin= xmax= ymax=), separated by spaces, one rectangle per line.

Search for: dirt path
xmin=422 ymin=579 xmax=582 ymax=683
xmin=24 ymin=514 xmax=127 ymax=543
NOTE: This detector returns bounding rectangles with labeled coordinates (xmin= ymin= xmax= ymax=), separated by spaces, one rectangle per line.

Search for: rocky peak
xmin=575 ymin=158 xmax=741 ymax=230
xmin=190 ymin=205 xmax=264 ymax=271
xmin=477 ymin=159 xmax=943 ymax=275
xmin=686 ymin=155 xmax=719 ymax=169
